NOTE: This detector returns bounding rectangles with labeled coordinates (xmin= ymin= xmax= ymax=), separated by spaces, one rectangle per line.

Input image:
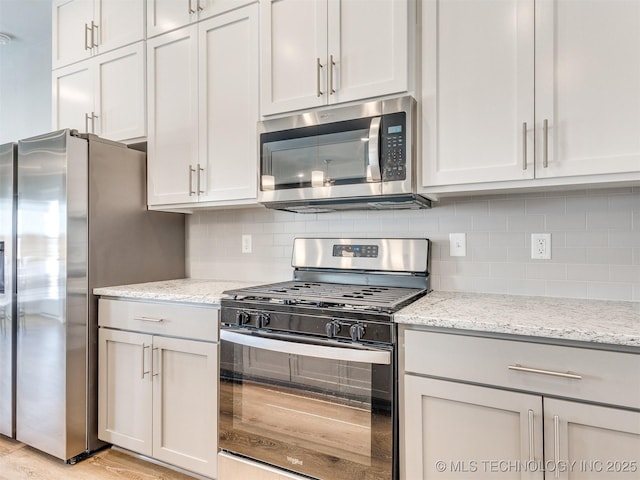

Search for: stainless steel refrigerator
xmin=0 ymin=142 xmax=17 ymax=439
xmin=6 ymin=129 xmax=185 ymax=462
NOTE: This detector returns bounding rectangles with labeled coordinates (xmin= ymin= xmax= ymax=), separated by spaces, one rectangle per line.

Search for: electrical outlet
xmin=241 ymin=234 xmax=252 ymax=254
xmin=449 ymin=233 xmax=466 ymax=257
xmin=531 ymin=233 xmax=551 ymax=260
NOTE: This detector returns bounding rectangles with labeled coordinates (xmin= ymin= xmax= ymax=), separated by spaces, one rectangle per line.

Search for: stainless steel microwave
xmin=258 ymin=96 xmax=430 ymax=213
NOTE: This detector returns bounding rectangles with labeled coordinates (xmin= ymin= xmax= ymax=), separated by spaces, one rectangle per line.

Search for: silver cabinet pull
xmin=197 ymin=163 xmax=204 ymax=194
xmin=316 ymin=58 xmax=324 ymax=97
xmin=90 ymin=20 xmax=98 ymax=48
xmin=553 ymin=415 xmax=560 ymax=479
xmin=152 ymin=347 xmax=160 ymax=377
xmin=543 ymin=119 xmax=549 ymax=168
xmin=141 ymin=344 xmax=150 ymax=378
xmin=134 ymin=316 xmax=164 ymax=323
xmin=188 ymin=0 xmax=196 ymax=14
xmin=527 ymin=409 xmax=535 ymax=461
xmin=329 ymin=54 xmax=336 ymax=95
xmin=189 ymin=165 xmax=196 ymax=196
xmin=84 ymin=23 xmax=91 ymax=50
xmin=508 ymin=364 xmax=582 ymax=380
xmin=522 ymin=122 xmax=527 ymax=170
xmin=85 ymin=112 xmax=90 ymax=133
xmin=90 ymin=112 xmax=98 ymax=134
xmin=197 ymin=0 xmax=203 ymax=11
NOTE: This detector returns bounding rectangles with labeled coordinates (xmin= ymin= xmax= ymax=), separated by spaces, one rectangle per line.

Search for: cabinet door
xmin=403 ymin=375 xmax=543 ymax=480
xmin=98 ymin=328 xmax=153 ymax=456
xmin=94 ymin=0 xmax=145 ymax=55
xmin=535 ymin=0 xmax=640 ymax=179
xmin=543 ymin=399 xmax=640 ymax=480
xmin=52 ymin=0 xmax=94 ymax=69
xmin=94 ymin=42 xmax=145 ymax=141
xmin=260 ymin=0 xmax=327 ymax=115
xmin=147 ymin=0 xmax=195 ymax=38
xmin=147 ymin=26 xmax=199 ymax=206
xmin=152 ymin=336 xmax=218 ymax=478
xmin=328 ymin=0 xmax=408 ymax=104
xmin=421 ymin=0 xmax=535 ymax=187
xmin=197 ymin=5 xmax=259 ymax=203
xmin=52 ymin=60 xmax=94 ymax=134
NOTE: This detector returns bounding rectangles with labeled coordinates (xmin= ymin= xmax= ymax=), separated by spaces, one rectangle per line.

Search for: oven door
xmin=219 ymin=327 xmax=395 ymax=480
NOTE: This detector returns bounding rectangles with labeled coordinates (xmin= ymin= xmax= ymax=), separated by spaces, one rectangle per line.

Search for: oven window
xmin=219 ymin=335 xmax=394 ymax=480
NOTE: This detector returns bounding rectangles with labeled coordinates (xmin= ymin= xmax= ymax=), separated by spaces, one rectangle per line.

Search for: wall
xmin=0 ymin=0 xmax=52 ymax=144
xmin=187 ymin=187 xmax=640 ymax=302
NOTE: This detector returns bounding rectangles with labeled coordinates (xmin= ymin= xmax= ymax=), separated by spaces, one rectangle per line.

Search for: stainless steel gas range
xmin=219 ymin=238 xmax=430 ymax=480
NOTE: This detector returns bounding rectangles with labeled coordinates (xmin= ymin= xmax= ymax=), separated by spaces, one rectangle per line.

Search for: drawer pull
xmin=553 ymin=415 xmax=560 ymax=479
xmin=134 ymin=316 xmax=164 ymax=323
xmin=527 ymin=409 xmax=534 ymax=461
xmin=508 ymin=364 xmax=582 ymax=380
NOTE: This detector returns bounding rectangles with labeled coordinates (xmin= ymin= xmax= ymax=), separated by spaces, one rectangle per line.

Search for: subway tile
xmin=489 ymin=198 xmax=525 ymax=216
xmin=439 ymin=275 xmax=478 ymax=293
xmin=545 ymin=281 xmax=588 ymax=299
xmin=608 ymin=193 xmax=640 ymax=212
xmin=328 ymin=219 xmax=355 ymax=232
xmin=507 ymin=247 xmax=530 ymax=263
xmin=586 ymin=283 xmax=633 ymax=301
xmin=525 ymin=197 xmax=566 ymax=215
xmin=608 ymin=231 xmax=640 ymax=248
xmin=565 ymin=231 xmax=608 ymax=248
xmin=467 ymin=232 xmax=491 ymax=248
xmin=273 ymin=233 xmax=296 ymax=246
xmin=456 ymin=262 xmax=491 ymax=277
xmin=490 ymin=263 xmax=526 ymax=279
xmin=476 ymin=278 xmax=511 ymax=294
xmin=567 ymin=264 xmax=610 ymax=282
xmin=609 ymin=265 xmax=640 ymax=283
xmin=634 ymin=211 xmax=640 ymax=231
xmin=431 ymin=260 xmax=456 ymax=277
xmin=587 ymin=211 xmax=632 ymax=230
xmin=507 ymin=279 xmax=546 ymax=296
xmin=586 ymin=248 xmax=633 ymax=265
xmin=525 ymin=263 xmax=567 ymax=281
xmin=470 ymin=247 xmax=509 ymax=262
xmin=634 ymin=248 xmax=640 ymax=266
xmin=550 ymin=247 xmax=587 ymax=264
xmin=565 ymin=195 xmax=608 ymax=213
xmin=472 ymin=215 xmax=508 ymax=232
xmin=305 ymin=220 xmax=330 ymax=233
xmin=454 ymin=200 xmax=490 ymax=216
xmin=633 ymin=284 xmax=640 ymax=302
xmin=439 ymin=215 xmax=474 ymax=233
xmin=545 ymin=213 xmax=587 ymax=231
xmin=490 ymin=232 xmax=526 ymax=248
xmin=507 ymin=214 xmax=545 ymax=232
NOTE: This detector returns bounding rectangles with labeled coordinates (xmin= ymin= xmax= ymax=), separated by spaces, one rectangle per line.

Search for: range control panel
xmin=333 ymin=244 xmax=379 ymax=258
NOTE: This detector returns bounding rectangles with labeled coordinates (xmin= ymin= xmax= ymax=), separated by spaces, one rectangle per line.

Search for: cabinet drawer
xmin=99 ymin=299 xmax=218 ymax=341
xmin=404 ymin=329 xmax=640 ymax=410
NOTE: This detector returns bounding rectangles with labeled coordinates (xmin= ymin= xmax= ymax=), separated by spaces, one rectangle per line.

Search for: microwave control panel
xmin=381 ymin=112 xmax=406 ymax=181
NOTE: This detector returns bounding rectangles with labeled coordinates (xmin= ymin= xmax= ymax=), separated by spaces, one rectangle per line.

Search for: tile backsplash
xmin=187 ymin=187 xmax=640 ymax=301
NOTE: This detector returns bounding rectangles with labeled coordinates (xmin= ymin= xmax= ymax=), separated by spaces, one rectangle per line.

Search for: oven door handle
xmin=220 ymin=329 xmax=391 ymax=365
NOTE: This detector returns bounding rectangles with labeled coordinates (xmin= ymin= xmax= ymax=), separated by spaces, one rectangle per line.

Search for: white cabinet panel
xmin=53 ymin=61 xmax=94 ymax=133
xmin=52 ymin=0 xmax=144 ymax=69
xmin=147 ymin=0 xmax=195 ymax=38
xmin=543 ymin=399 xmax=640 ymax=480
xmin=98 ymin=328 xmax=153 ymax=456
xmin=52 ymin=42 xmax=145 ymax=142
xmin=147 ymin=26 xmax=199 ymax=205
xmin=404 ymin=376 xmax=543 ymax=480
xmin=260 ymin=0 xmax=326 ymax=115
xmin=153 ymin=336 xmax=218 ymax=478
xmin=198 ymin=7 xmax=259 ymax=203
xmin=422 ymin=0 xmax=535 ymax=187
xmin=535 ymin=0 xmax=640 ymax=178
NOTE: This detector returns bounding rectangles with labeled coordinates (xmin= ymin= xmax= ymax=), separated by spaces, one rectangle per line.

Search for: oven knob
xmin=325 ymin=321 xmax=341 ymax=338
xmin=235 ymin=311 xmax=249 ymax=325
xmin=349 ymin=324 xmax=366 ymax=342
xmin=257 ymin=313 xmax=270 ymax=328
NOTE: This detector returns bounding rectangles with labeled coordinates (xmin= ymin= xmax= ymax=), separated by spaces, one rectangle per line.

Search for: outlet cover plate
xmin=531 ymin=233 xmax=551 ymax=260
xmin=449 ymin=233 xmax=466 ymax=257
xmin=242 ymin=234 xmax=252 ymax=254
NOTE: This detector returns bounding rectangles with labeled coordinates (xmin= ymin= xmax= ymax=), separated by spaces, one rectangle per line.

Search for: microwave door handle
xmin=220 ymin=329 xmax=390 ymax=365
xmin=367 ymin=117 xmax=382 ymax=182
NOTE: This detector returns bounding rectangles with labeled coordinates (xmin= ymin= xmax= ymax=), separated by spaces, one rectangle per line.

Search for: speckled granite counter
xmin=396 ymin=291 xmax=640 ymax=349
xmin=93 ymin=278 xmax=258 ymax=306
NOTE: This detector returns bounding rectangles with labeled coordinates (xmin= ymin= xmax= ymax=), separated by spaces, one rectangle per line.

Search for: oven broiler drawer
xmin=220 ymin=305 xmax=396 ymax=345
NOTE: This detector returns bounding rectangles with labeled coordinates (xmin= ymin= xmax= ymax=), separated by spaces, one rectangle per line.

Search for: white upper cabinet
xmin=534 ymin=0 xmax=640 ymax=179
xmin=53 ymin=41 xmax=146 ymax=142
xmin=147 ymin=0 xmax=256 ymax=38
xmin=421 ymin=0 xmax=640 ymax=193
xmin=261 ymin=0 xmax=409 ymax=116
xmin=52 ymin=0 xmax=145 ymax=69
xmin=147 ymin=4 xmax=259 ymax=208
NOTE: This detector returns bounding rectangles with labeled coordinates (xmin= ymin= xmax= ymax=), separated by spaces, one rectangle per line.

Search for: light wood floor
xmin=0 ymin=435 xmax=197 ymax=480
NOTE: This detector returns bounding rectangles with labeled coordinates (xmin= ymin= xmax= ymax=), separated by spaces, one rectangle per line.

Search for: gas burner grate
xmin=226 ymin=281 xmax=425 ymax=311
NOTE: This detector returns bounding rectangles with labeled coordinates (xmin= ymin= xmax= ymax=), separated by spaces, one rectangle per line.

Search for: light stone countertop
xmin=94 ymin=280 xmax=640 ymax=349
xmin=395 ymin=290 xmax=640 ymax=349
xmin=93 ymin=278 xmax=258 ymax=306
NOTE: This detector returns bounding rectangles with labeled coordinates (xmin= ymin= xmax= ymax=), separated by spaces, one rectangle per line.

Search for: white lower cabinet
xmin=401 ymin=329 xmax=640 ymax=480
xmin=98 ymin=299 xmax=219 ymax=478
